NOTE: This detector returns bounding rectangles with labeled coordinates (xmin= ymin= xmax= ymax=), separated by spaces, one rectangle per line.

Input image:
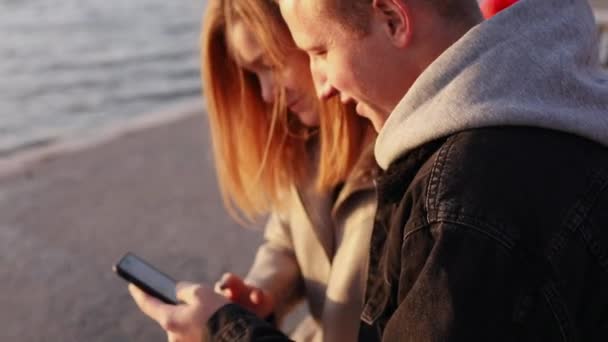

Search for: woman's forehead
xmin=227 ymin=21 xmax=265 ymax=66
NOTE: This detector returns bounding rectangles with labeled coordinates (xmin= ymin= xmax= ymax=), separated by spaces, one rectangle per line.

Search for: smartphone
xmin=113 ymin=252 xmax=179 ymax=305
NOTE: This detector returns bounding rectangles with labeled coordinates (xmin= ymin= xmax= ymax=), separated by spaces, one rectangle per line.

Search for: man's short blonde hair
xmin=322 ymin=0 xmax=482 ymax=35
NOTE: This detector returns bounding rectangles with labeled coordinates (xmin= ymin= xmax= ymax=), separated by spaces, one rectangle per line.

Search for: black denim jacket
xmin=206 ymin=127 xmax=608 ymax=341
xmin=360 ymin=127 xmax=608 ymax=341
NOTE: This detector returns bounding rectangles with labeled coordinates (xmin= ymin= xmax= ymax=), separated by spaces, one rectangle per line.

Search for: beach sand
xmin=0 ymin=107 xmax=265 ymax=341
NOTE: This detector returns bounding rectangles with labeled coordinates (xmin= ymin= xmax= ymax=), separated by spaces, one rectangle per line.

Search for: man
xmin=277 ymin=0 xmax=608 ymax=340
xmin=131 ymin=0 xmax=608 ymax=340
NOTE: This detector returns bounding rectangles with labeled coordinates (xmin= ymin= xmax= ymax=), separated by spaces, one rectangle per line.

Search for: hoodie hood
xmin=375 ymin=0 xmax=608 ymax=170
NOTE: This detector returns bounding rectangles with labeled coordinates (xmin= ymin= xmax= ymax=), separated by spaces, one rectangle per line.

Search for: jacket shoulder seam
xmin=404 ymin=216 xmax=516 ymax=253
xmin=425 ymin=136 xmax=458 ymax=222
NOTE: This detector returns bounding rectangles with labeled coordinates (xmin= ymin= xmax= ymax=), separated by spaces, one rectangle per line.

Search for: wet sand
xmin=0 ymin=108 xmax=264 ymax=341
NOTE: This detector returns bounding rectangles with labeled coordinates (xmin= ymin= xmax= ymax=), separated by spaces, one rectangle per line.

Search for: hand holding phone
xmin=113 ymin=252 xmax=179 ymax=305
xmin=129 ymin=280 xmax=233 ymax=342
xmin=215 ymin=273 xmax=275 ymax=318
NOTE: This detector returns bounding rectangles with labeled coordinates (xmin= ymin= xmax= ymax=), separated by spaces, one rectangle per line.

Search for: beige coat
xmin=245 ymin=143 xmax=378 ymax=342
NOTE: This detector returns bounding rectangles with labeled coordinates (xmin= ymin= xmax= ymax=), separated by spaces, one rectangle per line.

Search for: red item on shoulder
xmin=480 ymin=0 xmax=519 ymax=19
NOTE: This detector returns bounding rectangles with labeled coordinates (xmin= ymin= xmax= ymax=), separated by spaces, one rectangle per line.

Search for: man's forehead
xmin=278 ymin=0 xmax=332 ymax=39
xmin=278 ymin=0 xmax=326 ymax=22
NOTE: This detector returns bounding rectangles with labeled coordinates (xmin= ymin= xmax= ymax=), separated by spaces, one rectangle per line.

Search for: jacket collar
xmin=375 ymin=0 xmax=608 ymax=170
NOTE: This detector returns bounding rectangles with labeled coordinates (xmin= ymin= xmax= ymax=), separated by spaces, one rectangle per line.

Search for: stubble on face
xmin=280 ymin=0 xmax=394 ymax=131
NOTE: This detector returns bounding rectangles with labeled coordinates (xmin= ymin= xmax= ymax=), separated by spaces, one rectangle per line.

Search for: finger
xmin=128 ymin=284 xmax=175 ymax=324
xmin=250 ymin=288 xmax=264 ymax=305
xmin=213 ymin=280 xmax=224 ymax=294
xmin=218 ymin=273 xmax=246 ymax=292
xmin=130 ymin=285 xmax=190 ymax=333
xmin=214 ymin=280 xmax=234 ymax=300
xmin=216 ymin=273 xmax=234 ymax=290
xmin=176 ymin=281 xmax=206 ymax=304
xmin=222 ymin=288 xmax=235 ymax=300
xmin=214 ymin=273 xmax=233 ymax=294
xmin=215 ymin=273 xmax=248 ymax=301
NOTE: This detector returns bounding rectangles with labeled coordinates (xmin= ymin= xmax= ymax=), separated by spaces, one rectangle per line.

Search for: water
xmin=2 ymin=0 xmax=606 ymax=157
xmin=0 ymin=0 xmax=207 ymax=156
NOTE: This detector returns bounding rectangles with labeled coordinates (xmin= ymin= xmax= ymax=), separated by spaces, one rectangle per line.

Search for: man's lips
xmin=356 ymin=102 xmax=365 ymax=116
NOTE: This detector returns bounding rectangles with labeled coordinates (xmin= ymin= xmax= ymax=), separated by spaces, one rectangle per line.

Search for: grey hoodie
xmin=375 ymin=0 xmax=608 ymax=170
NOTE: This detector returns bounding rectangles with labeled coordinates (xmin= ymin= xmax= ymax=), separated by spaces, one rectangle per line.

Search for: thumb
xmin=215 ymin=273 xmax=248 ymax=299
xmin=175 ymin=281 xmax=204 ymax=304
xmin=175 ymin=281 xmax=229 ymax=323
xmin=248 ymin=288 xmax=274 ymax=318
xmin=249 ymin=288 xmax=265 ymax=305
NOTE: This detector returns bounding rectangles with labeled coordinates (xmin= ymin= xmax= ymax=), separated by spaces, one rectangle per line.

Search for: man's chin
xmin=356 ymin=103 xmax=387 ymax=132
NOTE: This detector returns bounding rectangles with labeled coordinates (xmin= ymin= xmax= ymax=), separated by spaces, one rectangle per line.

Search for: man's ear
xmin=372 ymin=0 xmax=412 ymax=48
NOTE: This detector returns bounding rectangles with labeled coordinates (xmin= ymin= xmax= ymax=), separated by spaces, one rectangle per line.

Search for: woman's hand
xmin=214 ymin=273 xmax=275 ymax=319
xmin=129 ymin=282 xmax=228 ymax=342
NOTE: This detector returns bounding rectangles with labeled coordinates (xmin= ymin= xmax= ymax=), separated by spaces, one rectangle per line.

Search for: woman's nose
xmin=259 ymin=73 xmax=276 ymax=104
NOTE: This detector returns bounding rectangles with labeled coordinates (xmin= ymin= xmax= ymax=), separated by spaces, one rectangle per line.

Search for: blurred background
xmin=0 ymin=0 xmax=607 ymax=341
xmin=1 ymin=0 xmax=204 ymax=155
xmin=0 ymin=0 xmax=265 ymax=341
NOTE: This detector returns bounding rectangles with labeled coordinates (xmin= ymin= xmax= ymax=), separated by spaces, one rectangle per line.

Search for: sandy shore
xmin=0 ymin=107 xmax=264 ymax=341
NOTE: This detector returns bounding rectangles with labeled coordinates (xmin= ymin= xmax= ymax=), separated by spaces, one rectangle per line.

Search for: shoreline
xmin=0 ymin=98 xmax=204 ymax=179
xmin=0 ymin=101 xmax=264 ymax=341
xmin=3 ymin=0 xmax=606 ymax=180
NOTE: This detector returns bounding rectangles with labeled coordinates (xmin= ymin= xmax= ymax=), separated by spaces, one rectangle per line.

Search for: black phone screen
xmin=114 ymin=253 xmax=178 ymax=305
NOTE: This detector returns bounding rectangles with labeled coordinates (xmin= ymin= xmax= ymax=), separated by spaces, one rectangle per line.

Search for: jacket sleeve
xmin=206 ymin=304 xmax=293 ymax=341
xmin=382 ymin=221 xmax=519 ymax=341
xmin=244 ymin=212 xmax=305 ymax=321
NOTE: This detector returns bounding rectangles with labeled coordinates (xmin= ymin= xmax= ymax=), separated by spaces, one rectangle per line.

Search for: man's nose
xmin=316 ymin=82 xmax=338 ymax=101
xmin=310 ymin=59 xmax=337 ymax=100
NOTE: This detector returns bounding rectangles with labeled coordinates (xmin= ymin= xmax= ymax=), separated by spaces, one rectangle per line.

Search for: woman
xmin=128 ymin=0 xmax=378 ymax=341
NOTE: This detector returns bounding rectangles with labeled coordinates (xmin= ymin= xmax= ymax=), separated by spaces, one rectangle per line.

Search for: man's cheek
xmin=332 ymin=68 xmax=355 ymax=94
